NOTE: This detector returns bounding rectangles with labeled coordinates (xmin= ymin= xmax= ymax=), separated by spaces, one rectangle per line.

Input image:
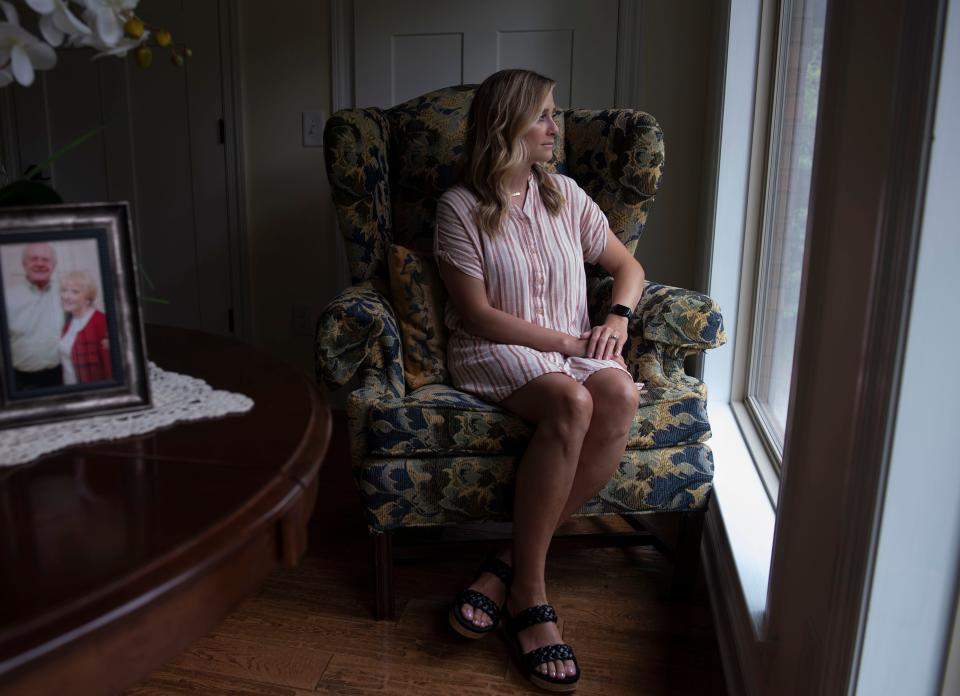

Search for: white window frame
xmin=701 ymin=0 xmax=784 ymax=637
xmin=732 ymin=0 xmax=823 ymax=509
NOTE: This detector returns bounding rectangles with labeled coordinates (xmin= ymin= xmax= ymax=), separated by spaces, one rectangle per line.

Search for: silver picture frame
xmin=0 ymin=202 xmax=150 ymax=428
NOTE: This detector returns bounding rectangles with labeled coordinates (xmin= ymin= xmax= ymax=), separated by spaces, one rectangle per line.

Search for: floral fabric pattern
xmin=387 ymin=245 xmax=448 ymax=390
xmin=315 ymin=282 xmax=403 ymax=398
xmin=323 ymin=109 xmax=393 ymax=285
xmin=358 ymin=444 xmax=714 ymax=530
xmin=366 ymin=383 xmax=709 ymax=458
xmin=588 ymin=276 xmax=726 ymax=358
xmin=564 ymin=109 xmax=665 ymax=261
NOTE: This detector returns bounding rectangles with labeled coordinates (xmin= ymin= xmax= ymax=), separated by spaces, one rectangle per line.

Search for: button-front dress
xmin=435 ymin=171 xmax=636 ymax=403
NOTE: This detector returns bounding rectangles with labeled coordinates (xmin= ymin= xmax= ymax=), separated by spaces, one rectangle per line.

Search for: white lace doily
xmin=0 ymin=363 xmax=254 ymax=467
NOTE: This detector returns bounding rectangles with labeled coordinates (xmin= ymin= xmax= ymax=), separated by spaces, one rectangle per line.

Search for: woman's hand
xmin=581 ymin=316 xmax=629 ymax=361
xmin=560 ymin=334 xmax=589 ymax=357
xmin=560 ymin=329 xmax=628 ymax=368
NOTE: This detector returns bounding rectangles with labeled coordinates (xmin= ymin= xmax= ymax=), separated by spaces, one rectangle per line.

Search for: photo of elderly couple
xmin=0 ymin=239 xmax=116 ymax=396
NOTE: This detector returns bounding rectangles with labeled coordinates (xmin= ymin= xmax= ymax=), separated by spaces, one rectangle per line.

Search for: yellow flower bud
xmin=155 ymin=30 xmax=172 ymax=47
xmin=184 ymin=47 xmax=193 ymax=59
xmin=124 ymin=17 xmax=145 ymax=40
xmin=135 ymin=46 xmax=152 ymax=68
xmin=171 ymin=53 xmax=184 ymax=67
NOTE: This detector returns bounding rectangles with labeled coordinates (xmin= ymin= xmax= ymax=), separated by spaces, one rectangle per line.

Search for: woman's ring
xmin=611 ymin=333 xmax=620 ymax=340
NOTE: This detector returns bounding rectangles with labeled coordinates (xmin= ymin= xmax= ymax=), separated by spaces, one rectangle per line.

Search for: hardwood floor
xmin=125 ymin=412 xmax=729 ymax=695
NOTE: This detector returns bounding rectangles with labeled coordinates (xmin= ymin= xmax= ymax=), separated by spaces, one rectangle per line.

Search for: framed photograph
xmin=0 ymin=203 xmax=150 ymax=428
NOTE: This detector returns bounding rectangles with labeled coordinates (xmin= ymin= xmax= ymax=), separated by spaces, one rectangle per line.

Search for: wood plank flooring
xmin=125 ymin=412 xmax=729 ymax=695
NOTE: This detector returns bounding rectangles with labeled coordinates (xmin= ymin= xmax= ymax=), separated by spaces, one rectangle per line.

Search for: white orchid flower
xmin=83 ymin=30 xmax=148 ymax=59
xmin=69 ymin=7 xmax=146 ymax=59
xmin=24 ymin=0 xmax=90 ymax=47
xmin=0 ymin=1 xmax=56 ymax=87
xmin=77 ymin=0 xmax=138 ymax=48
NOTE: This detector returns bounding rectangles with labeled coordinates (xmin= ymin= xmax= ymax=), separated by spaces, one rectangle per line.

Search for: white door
xmin=354 ymin=0 xmax=620 ymax=108
xmin=3 ymin=0 xmax=236 ymax=336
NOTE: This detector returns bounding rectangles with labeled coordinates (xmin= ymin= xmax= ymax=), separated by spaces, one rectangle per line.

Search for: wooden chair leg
xmin=672 ymin=510 xmax=705 ymax=599
xmin=372 ymin=530 xmax=395 ymax=620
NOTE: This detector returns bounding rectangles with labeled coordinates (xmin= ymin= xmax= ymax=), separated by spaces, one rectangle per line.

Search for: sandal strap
xmin=475 ymin=556 xmax=513 ymax=588
xmin=455 ymin=589 xmax=500 ymax=624
xmin=509 ymin=603 xmax=558 ymax=632
xmin=523 ymin=643 xmax=578 ymax=670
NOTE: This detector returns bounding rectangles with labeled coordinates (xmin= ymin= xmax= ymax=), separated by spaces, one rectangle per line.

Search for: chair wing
xmin=323 ymin=109 xmax=393 ymax=287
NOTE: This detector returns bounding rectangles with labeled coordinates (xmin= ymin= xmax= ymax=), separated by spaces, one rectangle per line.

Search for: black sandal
xmin=448 ymin=555 xmax=513 ymax=639
xmin=507 ymin=604 xmax=581 ymax=692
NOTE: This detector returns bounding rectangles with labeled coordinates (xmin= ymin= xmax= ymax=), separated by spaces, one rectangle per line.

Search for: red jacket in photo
xmin=64 ymin=310 xmax=113 ymax=383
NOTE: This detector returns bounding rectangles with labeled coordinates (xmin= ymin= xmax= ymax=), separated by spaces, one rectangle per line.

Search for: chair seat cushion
xmin=366 ymin=382 xmax=710 ymax=457
xmin=358 ymin=444 xmax=714 ymax=530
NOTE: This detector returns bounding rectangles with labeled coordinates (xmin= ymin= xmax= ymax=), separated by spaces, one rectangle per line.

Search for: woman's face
xmin=520 ymin=89 xmax=559 ymax=165
xmin=60 ymin=283 xmax=90 ymax=314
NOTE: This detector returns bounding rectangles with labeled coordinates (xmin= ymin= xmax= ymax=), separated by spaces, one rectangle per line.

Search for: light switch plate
xmin=302 ymin=110 xmax=325 ymax=147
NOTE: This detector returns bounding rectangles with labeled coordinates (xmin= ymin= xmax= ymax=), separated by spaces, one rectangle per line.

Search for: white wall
xmin=237 ymin=0 xmax=337 ymax=377
xmin=627 ymin=1 xmax=716 ymax=292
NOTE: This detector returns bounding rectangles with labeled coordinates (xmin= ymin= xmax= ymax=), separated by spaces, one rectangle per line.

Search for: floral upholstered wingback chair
xmin=317 ymin=85 xmax=725 ymax=619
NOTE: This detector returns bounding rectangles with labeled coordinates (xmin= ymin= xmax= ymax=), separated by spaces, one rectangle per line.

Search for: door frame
xmin=220 ymin=0 xmax=250 ymax=340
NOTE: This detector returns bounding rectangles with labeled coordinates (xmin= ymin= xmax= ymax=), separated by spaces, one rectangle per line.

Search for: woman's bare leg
xmin=504 ymin=372 xmax=592 ymax=679
xmin=555 ymin=368 xmax=640 ymax=526
xmin=460 ymin=369 xmax=637 ymax=679
xmin=460 ymin=372 xmax=590 ymax=678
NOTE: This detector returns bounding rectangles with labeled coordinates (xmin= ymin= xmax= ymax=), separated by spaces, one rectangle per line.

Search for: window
xmin=745 ymin=0 xmax=827 ymax=462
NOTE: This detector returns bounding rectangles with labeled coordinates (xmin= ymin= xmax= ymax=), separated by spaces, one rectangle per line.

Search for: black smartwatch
xmin=608 ymin=303 xmax=633 ymax=320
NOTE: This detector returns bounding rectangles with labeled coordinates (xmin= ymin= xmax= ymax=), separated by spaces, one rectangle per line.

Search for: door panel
xmin=355 ymin=0 xmax=619 ymax=108
xmin=392 ymin=33 xmax=464 ymax=105
xmin=498 ymin=30 xmax=574 ymax=107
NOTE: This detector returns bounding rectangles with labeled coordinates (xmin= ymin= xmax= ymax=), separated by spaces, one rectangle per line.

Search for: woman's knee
xmin=544 ymin=382 xmax=593 ymax=440
xmin=591 ymin=375 xmax=639 ymax=437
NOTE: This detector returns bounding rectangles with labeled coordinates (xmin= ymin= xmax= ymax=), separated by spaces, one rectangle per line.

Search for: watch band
xmin=609 ymin=303 xmax=633 ymax=319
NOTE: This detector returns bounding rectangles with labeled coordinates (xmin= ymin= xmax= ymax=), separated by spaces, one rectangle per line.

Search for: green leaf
xmin=21 ymin=124 xmax=107 ymax=182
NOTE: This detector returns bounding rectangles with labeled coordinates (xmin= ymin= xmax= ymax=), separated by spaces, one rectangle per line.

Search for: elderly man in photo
xmin=8 ymin=243 xmax=64 ymax=390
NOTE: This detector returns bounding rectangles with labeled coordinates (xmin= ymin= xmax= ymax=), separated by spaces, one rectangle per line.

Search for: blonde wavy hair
xmin=461 ymin=69 xmax=565 ymax=235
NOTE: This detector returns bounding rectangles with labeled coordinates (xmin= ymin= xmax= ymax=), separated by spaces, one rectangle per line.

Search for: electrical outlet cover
xmin=302 ymin=110 xmax=325 ymax=147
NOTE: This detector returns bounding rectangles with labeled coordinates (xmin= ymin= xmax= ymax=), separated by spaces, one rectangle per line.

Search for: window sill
xmin=707 ymin=402 xmax=776 ymax=636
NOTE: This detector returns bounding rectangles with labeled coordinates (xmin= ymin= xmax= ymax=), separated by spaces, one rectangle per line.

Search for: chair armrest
xmin=638 ymin=282 xmax=726 ymax=354
xmin=323 ymin=109 xmax=392 ymax=285
xmin=588 ymin=277 xmax=725 ymax=357
xmin=315 ymin=282 xmax=405 ymax=399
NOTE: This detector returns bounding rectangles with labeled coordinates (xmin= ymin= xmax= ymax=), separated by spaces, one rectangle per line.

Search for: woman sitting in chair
xmin=436 ymin=68 xmax=646 ymax=692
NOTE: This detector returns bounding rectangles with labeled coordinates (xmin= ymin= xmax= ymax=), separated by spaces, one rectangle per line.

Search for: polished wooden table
xmin=0 ymin=326 xmax=331 ymax=696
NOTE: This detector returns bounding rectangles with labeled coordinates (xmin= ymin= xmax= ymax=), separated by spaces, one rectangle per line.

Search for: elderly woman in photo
xmin=59 ymin=270 xmax=112 ymax=384
xmin=438 ymin=69 xmax=646 ymax=692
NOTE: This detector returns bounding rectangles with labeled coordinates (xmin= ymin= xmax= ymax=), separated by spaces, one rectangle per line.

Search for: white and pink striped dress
xmin=435 ymin=171 xmax=634 ymax=403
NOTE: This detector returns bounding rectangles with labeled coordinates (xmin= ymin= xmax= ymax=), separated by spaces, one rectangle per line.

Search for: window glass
xmin=749 ymin=0 xmax=827 ymax=455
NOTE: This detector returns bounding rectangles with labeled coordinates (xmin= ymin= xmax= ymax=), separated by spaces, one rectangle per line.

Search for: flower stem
xmin=21 ymin=125 xmax=107 ymax=182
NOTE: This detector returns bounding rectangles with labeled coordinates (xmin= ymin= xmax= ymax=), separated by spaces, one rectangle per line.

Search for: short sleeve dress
xmin=434 ymin=171 xmax=638 ymax=403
